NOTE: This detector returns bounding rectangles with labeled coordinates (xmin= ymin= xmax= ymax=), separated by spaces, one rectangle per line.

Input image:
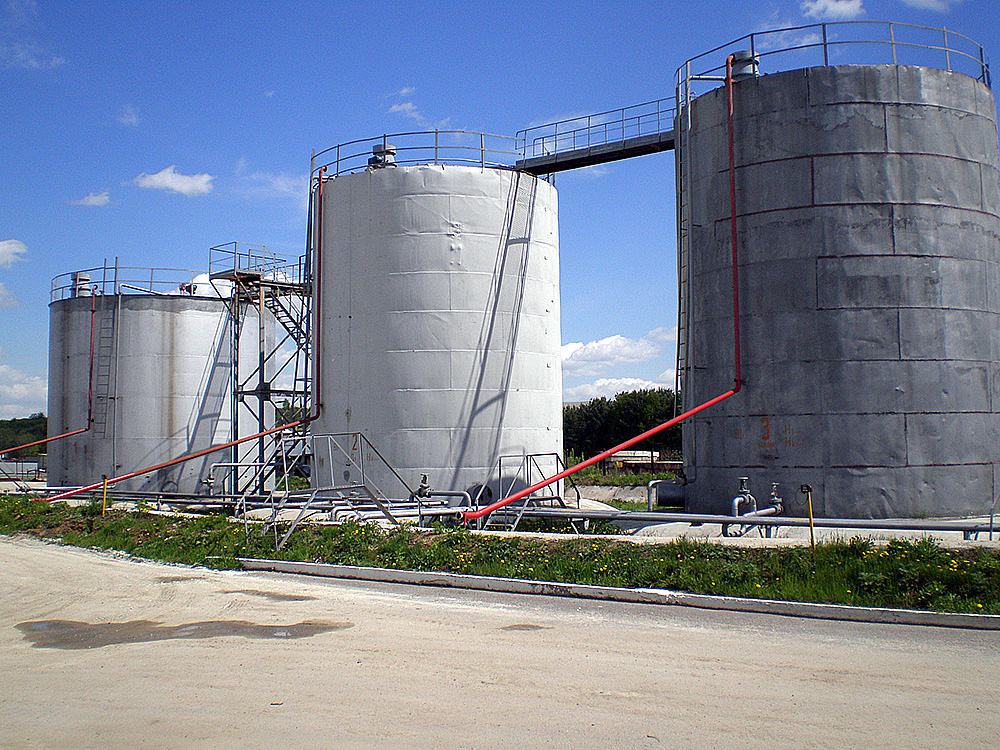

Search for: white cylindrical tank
xmin=312 ymin=164 xmax=562 ymax=499
xmin=48 ymin=294 xmax=238 ymax=494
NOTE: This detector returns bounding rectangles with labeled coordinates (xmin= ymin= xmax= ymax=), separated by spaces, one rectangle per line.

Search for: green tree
xmin=0 ymin=413 xmax=48 ymax=458
xmin=564 ymin=389 xmax=680 ymax=459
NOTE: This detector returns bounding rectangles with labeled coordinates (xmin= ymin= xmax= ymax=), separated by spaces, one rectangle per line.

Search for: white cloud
xmin=755 ymin=26 xmax=822 ymax=51
xmin=387 ymin=97 xmax=449 ymax=130
xmin=564 ymin=377 xmax=670 ymax=403
xmin=116 ymin=105 xmax=139 ymax=126
xmin=4 ymin=1 xmax=39 ymax=27
xmin=0 ymin=282 xmax=17 ymax=309
xmin=133 ymin=165 xmax=214 ymax=196
xmin=0 ymin=239 xmax=27 ymax=268
xmin=0 ymin=363 xmax=46 ymax=418
xmin=0 ymin=38 xmax=63 ymax=68
xmin=240 ymin=170 xmax=310 ymax=211
xmin=264 ymin=90 xmax=275 ymax=98
xmin=389 ymin=101 xmax=420 ymax=119
xmin=900 ymin=0 xmax=957 ymax=10
xmin=70 ymin=191 xmax=109 ymax=206
xmin=1 ymin=2 xmax=65 ymax=69
xmin=801 ymin=0 xmax=865 ymax=19
xmin=646 ymin=326 xmax=677 ymax=344
xmin=562 ymin=332 xmax=662 ymax=378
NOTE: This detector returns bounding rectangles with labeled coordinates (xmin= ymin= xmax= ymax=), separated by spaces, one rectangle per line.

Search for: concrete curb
xmin=237 ymin=558 xmax=1000 ymax=631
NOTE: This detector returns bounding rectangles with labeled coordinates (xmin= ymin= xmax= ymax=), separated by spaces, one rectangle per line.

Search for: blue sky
xmin=1 ymin=0 xmax=995 ymax=417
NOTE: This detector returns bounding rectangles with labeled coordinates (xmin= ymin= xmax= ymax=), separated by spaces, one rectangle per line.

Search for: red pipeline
xmin=463 ymin=54 xmax=745 ymax=524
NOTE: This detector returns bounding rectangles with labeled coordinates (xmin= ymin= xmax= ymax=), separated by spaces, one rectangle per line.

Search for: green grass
xmin=578 ymin=471 xmax=677 ymax=487
xmin=2 ymin=495 xmax=999 ymax=614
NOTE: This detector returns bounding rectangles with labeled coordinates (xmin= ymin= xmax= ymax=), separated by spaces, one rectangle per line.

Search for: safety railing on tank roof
xmin=676 ymin=21 xmax=991 ymax=101
xmin=50 ymin=262 xmax=210 ymax=302
xmin=311 ymin=130 xmax=524 ymax=177
xmin=207 ymin=241 xmax=307 ymax=286
xmin=516 ymin=97 xmax=677 ymax=160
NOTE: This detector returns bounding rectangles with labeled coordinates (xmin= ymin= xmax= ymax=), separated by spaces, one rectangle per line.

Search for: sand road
xmin=1 ymin=536 xmax=998 ymax=749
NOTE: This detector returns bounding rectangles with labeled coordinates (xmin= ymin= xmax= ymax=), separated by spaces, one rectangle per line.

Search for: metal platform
xmin=515 ymin=97 xmax=676 ymax=175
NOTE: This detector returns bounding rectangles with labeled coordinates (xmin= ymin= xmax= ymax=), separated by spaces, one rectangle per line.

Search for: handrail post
xmin=890 ymin=22 xmax=897 ymax=65
xmin=822 ymin=24 xmax=829 ymax=66
xmin=434 ymin=129 xmax=439 ymax=165
xmin=480 ymin=132 xmax=485 ymax=168
xmin=943 ymin=27 xmax=951 ymax=71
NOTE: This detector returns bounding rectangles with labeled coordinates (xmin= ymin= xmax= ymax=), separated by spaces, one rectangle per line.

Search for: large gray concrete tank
xmin=681 ymin=64 xmax=1000 ymax=518
xmin=312 ymin=163 xmax=562 ymax=499
xmin=48 ymin=292 xmax=236 ymax=494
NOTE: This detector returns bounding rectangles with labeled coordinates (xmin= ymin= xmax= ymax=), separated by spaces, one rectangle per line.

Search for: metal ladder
xmin=91 ymin=295 xmax=118 ymax=437
xmin=673 ymin=71 xmax=693 ymax=414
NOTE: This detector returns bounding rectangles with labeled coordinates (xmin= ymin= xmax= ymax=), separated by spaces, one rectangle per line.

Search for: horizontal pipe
xmin=45 ymin=417 xmax=314 ymax=503
xmin=508 ymin=508 xmax=998 ymax=534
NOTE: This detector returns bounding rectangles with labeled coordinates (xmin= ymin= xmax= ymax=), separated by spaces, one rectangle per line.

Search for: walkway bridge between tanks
xmin=515 ymin=97 xmax=676 ymax=175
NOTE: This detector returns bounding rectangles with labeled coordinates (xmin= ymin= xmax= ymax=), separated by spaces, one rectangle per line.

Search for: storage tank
xmin=47 ymin=272 xmax=274 ymax=495
xmin=311 ymin=160 xmax=562 ymax=499
xmin=679 ymin=58 xmax=1000 ymax=518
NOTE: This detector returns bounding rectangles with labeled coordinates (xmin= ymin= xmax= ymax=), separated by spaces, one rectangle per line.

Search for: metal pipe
xmin=45 ymin=417 xmax=317 ymax=503
xmin=647 ymin=479 xmax=669 ymax=512
xmin=463 ymin=388 xmax=738 ymax=522
xmin=462 ymin=56 xmax=747 ymax=525
xmin=726 ymin=53 xmax=742 ymax=391
xmin=513 ymin=508 xmax=1000 ymax=535
xmin=87 ymin=291 xmax=96 ymax=425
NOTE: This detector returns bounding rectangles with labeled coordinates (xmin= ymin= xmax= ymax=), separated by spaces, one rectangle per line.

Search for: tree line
xmin=0 ymin=413 xmax=47 ymax=457
xmin=563 ymin=389 xmax=681 ymax=459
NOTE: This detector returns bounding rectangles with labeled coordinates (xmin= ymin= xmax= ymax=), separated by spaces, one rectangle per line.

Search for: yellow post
xmin=101 ymin=475 xmax=108 ymax=517
xmin=801 ymin=484 xmax=815 ymax=551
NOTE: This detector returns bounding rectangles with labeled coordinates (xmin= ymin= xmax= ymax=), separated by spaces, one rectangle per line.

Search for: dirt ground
xmin=2 ymin=536 xmax=998 ymax=749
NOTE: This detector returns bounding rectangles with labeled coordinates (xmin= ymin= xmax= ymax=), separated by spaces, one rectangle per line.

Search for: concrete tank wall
xmin=681 ymin=64 xmax=1000 ymax=518
xmin=313 ymin=164 xmax=562 ymax=498
xmin=48 ymin=294 xmax=237 ymax=494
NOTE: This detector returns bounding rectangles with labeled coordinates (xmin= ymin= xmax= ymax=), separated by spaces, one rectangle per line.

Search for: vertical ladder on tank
xmin=673 ymin=66 xmax=693 ymax=414
xmin=91 ymin=295 xmax=117 ymax=437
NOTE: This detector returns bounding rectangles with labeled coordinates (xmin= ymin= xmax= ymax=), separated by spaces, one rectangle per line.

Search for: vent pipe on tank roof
xmin=730 ymin=50 xmax=758 ymax=79
xmin=368 ymin=143 xmax=397 ymax=169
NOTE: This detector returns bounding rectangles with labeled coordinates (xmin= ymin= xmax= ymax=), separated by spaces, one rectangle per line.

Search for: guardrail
xmin=516 ymin=97 xmax=676 ymax=160
xmin=311 ymin=129 xmax=524 ymax=178
xmin=676 ymin=20 xmax=991 ymax=100
xmin=50 ymin=262 xmax=207 ymax=302
xmin=207 ymin=241 xmax=306 ymax=286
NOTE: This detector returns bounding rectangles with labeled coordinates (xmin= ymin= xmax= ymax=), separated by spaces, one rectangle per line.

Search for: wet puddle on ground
xmin=500 ymin=624 xmax=551 ymax=631
xmin=221 ymin=589 xmax=318 ymax=602
xmin=16 ymin=619 xmax=353 ymax=649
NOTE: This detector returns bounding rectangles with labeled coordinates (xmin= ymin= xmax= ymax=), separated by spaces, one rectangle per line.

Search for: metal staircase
xmin=208 ymin=242 xmax=312 ymax=497
xmin=480 ymin=453 xmax=582 ymax=532
xmin=260 ymin=432 xmax=455 ymax=550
